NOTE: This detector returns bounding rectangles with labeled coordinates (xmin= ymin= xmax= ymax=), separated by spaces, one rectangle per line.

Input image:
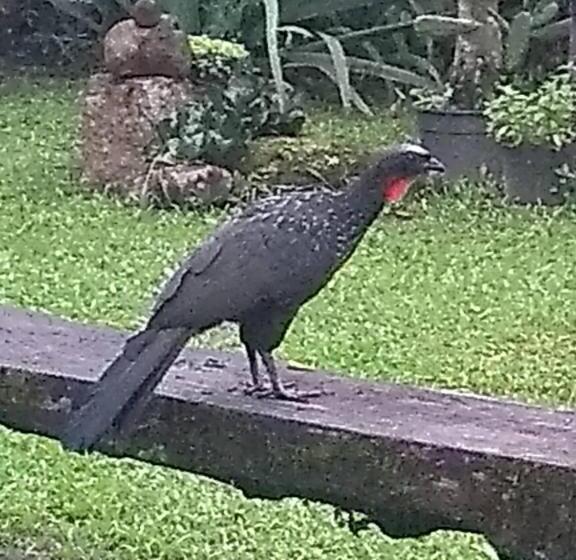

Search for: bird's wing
xmin=150 ymin=232 xmax=224 ymax=315
xmin=145 ymin=187 xmax=336 ymax=331
xmin=145 ymin=216 xmax=272 ymax=330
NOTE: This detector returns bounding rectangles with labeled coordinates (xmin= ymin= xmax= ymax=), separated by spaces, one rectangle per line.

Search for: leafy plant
xmin=254 ymin=82 xmax=306 ymax=137
xmin=188 ymin=35 xmax=249 ymax=60
xmin=29 ymin=0 xmax=446 ymax=109
xmin=408 ymin=83 xmax=454 ymax=111
xmin=493 ymin=0 xmax=562 ymax=74
xmin=259 ymin=0 xmax=441 ymax=115
xmin=153 ymin=62 xmax=306 ymax=169
xmin=412 ymin=0 xmax=565 ymax=109
xmin=483 ymin=68 xmax=576 ymax=149
xmin=187 ymin=34 xmax=250 ymax=81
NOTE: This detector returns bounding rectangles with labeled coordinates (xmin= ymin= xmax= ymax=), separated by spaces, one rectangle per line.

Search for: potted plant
xmin=411 ymin=0 xmax=566 ymax=181
xmin=410 ymin=82 xmax=503 ymax=182
xmin=483 ymin=68 xmax=576 ymax=204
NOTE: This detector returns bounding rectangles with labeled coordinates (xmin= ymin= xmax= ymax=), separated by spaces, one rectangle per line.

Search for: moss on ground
xmin=1 ymin=76 xmax=575 ymax=560
xmin=247 ymin=106 xmax=411 ymax=187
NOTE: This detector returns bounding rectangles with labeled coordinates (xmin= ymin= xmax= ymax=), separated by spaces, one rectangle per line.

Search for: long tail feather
xmin=61 ymin=326 xmax=194 ymax=452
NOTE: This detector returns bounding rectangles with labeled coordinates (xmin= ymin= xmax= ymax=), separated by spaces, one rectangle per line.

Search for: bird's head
xmin=368 ymin=143 xmax=445 ymax=204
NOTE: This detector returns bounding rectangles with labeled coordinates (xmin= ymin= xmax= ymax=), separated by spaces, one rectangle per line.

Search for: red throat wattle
xmin=381 ymin=177 xmax=413 ymax=203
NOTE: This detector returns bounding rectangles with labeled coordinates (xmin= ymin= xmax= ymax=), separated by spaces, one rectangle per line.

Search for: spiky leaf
xmin=316 ymin=31 xmax=353 ymax=110
xmin=531 ymin=1 xmax=559 ymax=28
xmin=505 ymin=11 xmax=532 ymax=71
xmin=285 ymin=51 xmax=437 ymax=89
xmin=283 ymin=53 xmax=373 ymax=115
xmin=413 ymin=15 xmax=480 ymax=37
xmin=346 ymin=56 xmax=439 ymax=89
xmin=261 ymin=0 xmax=286 ymax=114
xmin=532 ymin=17 xmax=569 ymax=40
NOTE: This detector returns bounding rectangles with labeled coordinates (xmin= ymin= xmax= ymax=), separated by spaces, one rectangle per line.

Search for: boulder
xmin=78 ymin=73 xmax=233 ymax=207
xmin=103 ymin=12 xmax=190 ymax=80
xmin=78 ymin=0 xmax=237 ymax=208
xmin=79 ymin=73 xmax=191 ymax=188
xmin=130 ymin=0 xmax=162 ymax=28
xmin=138 ymin=163 xmax=235 ymax=207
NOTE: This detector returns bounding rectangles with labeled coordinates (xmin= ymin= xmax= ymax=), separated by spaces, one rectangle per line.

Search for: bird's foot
xmin=242 ymin=382 xmax=268 ymax=396
xmin=267 ymin=385 xmax=326 ymax=403
xmin=271 ymin=388 xmax=315 ymax=403
xmin=241 ymin=380 xmax=296 ymax=397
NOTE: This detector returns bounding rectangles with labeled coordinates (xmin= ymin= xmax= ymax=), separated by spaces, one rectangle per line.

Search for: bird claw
xmin=239 ymin=378 xmax=328 ymax=403
xmin=240 ymin=380 xmax=296 ymax=396
xmin=240 ymin=382 xmax=307 ymax=402
xmin=269 ymin=388 xmax=309 ymax=402
xmin=265 ymin=386 xmax=326 ymax=403
xmin=242 ymin=383 xmax=268 ymax=396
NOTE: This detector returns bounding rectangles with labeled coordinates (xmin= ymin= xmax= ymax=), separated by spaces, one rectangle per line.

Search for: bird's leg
xmin=241 ymin=344 xmax=267 ymax=395
xmin=241 ymin=346 xmax=295 ymax=395
xmin=259 ymin=351 xmax=323 ymax=402
xmin=246 ymin=345 xmax=262 ymax=386
xmin=260 ymin=351 xmax=303 ymax=401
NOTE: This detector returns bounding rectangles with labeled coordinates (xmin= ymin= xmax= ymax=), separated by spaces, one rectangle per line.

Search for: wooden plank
xmin=0 ymin=304 xmax=575 ymax=560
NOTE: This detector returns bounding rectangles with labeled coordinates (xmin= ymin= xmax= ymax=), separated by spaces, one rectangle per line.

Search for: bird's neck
xmin=340 ymin=168 xmax=389 ymax=227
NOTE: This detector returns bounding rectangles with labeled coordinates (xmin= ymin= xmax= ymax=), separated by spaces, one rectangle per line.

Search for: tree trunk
xmin=449 ymin=0 xmax=502 ymax=109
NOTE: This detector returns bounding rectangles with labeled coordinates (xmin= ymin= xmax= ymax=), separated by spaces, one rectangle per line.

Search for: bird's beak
xmin=424 ymin=155 xmax=445 ymax=176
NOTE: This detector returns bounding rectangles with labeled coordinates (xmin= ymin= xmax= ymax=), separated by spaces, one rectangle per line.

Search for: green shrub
xmin=153 ymin=61 xmax=305 ymax=169
xmin=188 ymin=35 xmax=249 ymax=60
xmin=187 ymin=34 xmax=250 ymax=81
xmin=483 ymin=69 xmax=576 ymax=149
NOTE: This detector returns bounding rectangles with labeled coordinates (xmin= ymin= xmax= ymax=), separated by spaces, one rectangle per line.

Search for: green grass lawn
xmin=1 ymin=77 xmax=576 ymax=559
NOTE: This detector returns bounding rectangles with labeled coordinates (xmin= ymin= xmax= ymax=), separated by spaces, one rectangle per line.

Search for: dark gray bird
xmin=61 ymin=142 xmax=444 ymax=452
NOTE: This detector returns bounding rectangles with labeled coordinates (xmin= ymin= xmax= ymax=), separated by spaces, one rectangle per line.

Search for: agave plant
xmin=416 ymin=0 xmax=563 ymax=73
xmin=259 ymin=0 xmax=442 ymax=116
xmin=412 ymin=0 xmax=566 ymax=108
